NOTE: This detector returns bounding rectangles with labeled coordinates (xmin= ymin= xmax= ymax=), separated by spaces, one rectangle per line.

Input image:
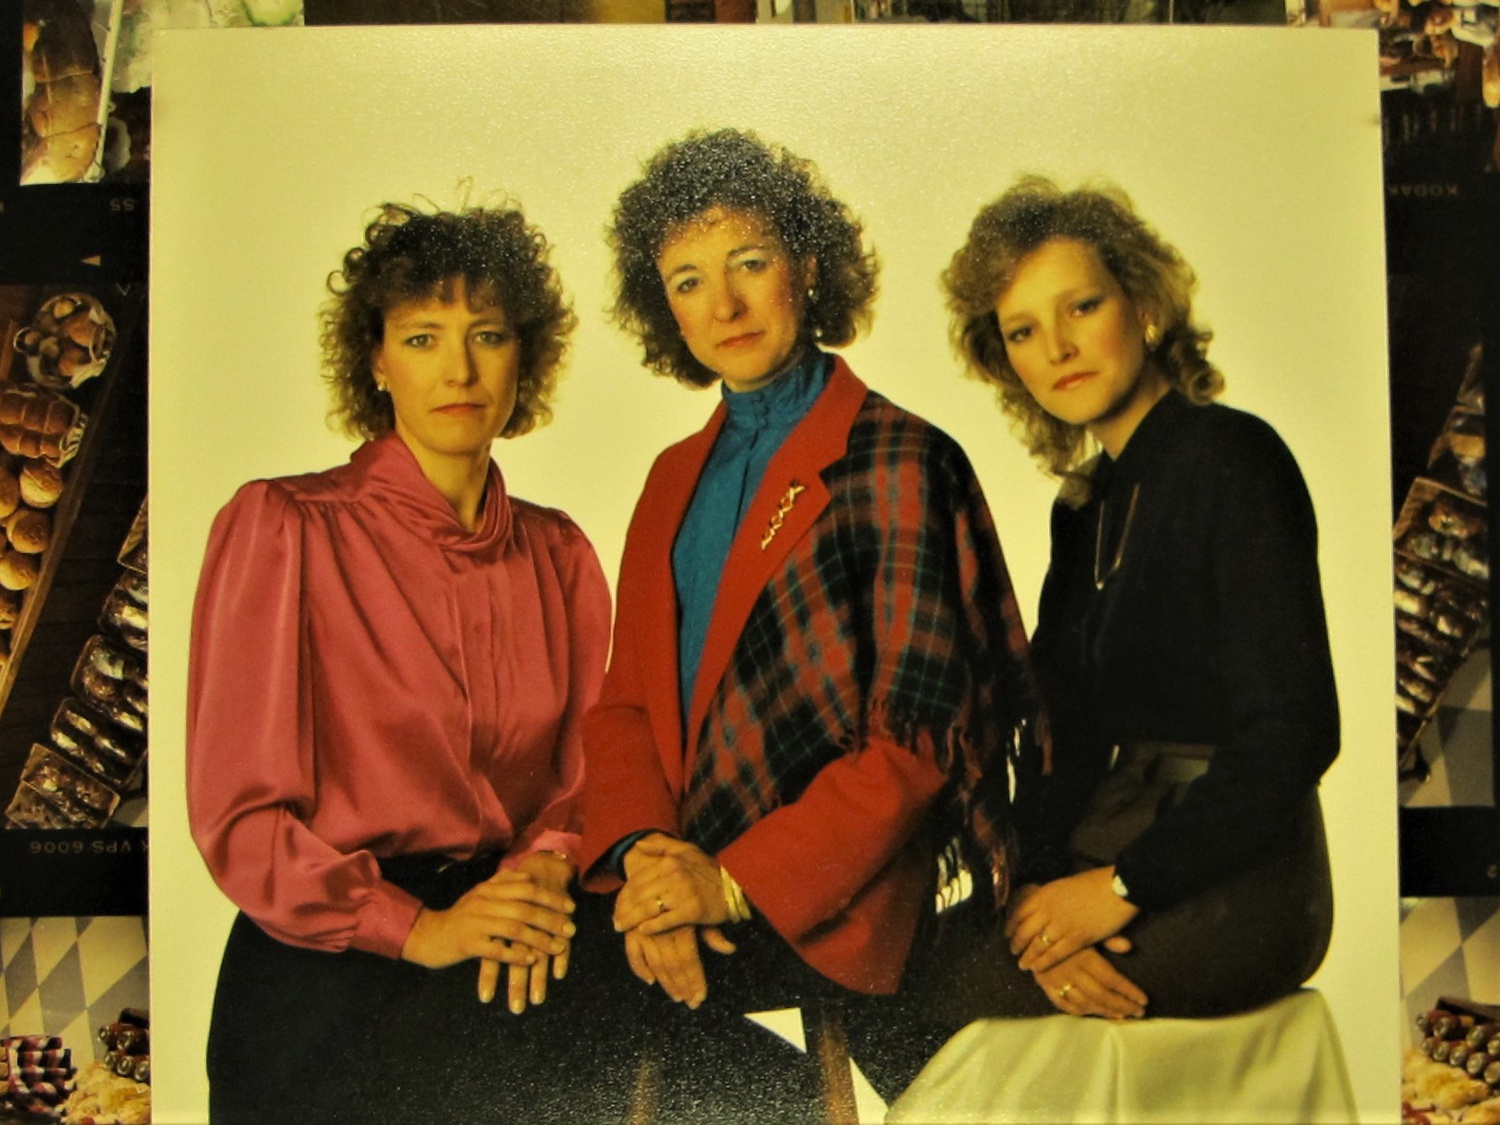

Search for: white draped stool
xmin=886 ymin=989 xmax=1356 ymax=1124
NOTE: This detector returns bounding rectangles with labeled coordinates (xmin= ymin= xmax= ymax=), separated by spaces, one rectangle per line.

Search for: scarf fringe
xmin=858 ymin=695 xmax=1039 ymax=911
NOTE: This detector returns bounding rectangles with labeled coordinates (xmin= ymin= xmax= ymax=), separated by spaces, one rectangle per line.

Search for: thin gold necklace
xmin=1093 ymin=483 xmax=1141 ymax=590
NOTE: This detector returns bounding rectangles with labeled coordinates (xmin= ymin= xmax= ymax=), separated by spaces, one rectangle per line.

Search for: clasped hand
xmin=400 ymin=851 xmax=576 ymax=1014
xmin=1006 ymin=877 xmax=1147 ymax=1020
xmin=614 ymin=835 xmax=737 ymax=1009
xmin=1005 ymin=867 xmax=1138 ymax=972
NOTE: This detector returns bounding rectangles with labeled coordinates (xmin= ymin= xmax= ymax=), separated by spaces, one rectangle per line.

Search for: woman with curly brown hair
xmin=576 ymin=128 xmax=1041 ymax=1119
xmin=927 ymin=175 xmax=1338 ymax=1029
xmin=186 ymin=201 xmax=615 ymax=1123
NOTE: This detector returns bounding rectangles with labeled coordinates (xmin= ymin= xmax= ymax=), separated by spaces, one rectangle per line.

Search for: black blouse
xmin=1017 ymin=391 xmax=1339 ymax=911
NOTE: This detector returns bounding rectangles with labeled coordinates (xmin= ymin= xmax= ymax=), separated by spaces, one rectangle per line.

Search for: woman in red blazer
xmin=578 ymin=128 xmax=1042 ymax=1117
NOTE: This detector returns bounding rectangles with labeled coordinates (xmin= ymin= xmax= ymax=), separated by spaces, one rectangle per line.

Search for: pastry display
xmin=0 ymin=587 xmax=20 ymax=631
xmin=9 ymin=515 xmax=153 ymax=824
xmin=71 ymin=635 xmax=142 ymax=712
xmin=99 ymin=573 xmax=147 ymax=652
xmin=1394 ymin=557 xmax=1488 ymax=736
xmin=57 ymin=1012 xmax=150 ymax=1123
xmin=0 ymin=386 xmax=87 ymax=466
xmin=8 ymin=507 xmax=54 ymax=554
xmin=20 ymin=458 xmax=65 ymax=508
xmin=0 ymin=548 xmax=41 ymax=591
xmin=0 ymin=465 xmax=22 ymax=520
xmin=13 ymin=292 xmax=117 ymax=392
xmin=58 ymin=1062 xmax=150 ymax=1124
xmin=16 ymin=743 xmax=121 ymax=826
xmin=1393 ymin=365 xmax=1491 ymax=775
xmin=1396 ymin=482 xmax=1489 ymax=584
xmin=21 ymin=0 xmax=104 ymax=185
xmin=116 ymin=499 xmax=146 ymax=575
xmin=0 ymin=331 xmax=144 ymax=823
xmin=4 ymin=784 xmax=78 ymax=829
xmin=49 ymin=699 xmax=143 ymax=793
xmin=1405 ymin=999 xmax=1500 ymax=1123
xmin=1428 ymin=405 xmax=1486 ymax=501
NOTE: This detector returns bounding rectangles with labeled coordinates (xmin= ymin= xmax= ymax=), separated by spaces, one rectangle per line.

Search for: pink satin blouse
xmin=187 ymin=433 xmax=611 ymax=959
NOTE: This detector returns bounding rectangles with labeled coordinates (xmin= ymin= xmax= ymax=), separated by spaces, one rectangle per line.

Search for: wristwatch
xmin=1111 ymin=871 xmax=1132 ymax=901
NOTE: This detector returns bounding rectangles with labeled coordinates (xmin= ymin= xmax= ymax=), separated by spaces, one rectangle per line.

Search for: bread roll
xmin=0 ymin=588 xmax=22 ymax=630
xmin=0 ymin=389 xmax=76 ymax=433
xmin=0 ymin=392 xmax=86 ymax=465
xmin=19 ymin=123 xmax=99 ymax=185
xmin=0 ymin=469 xmax=20 ymax=521
xmin=19 ymin=461 xmax=61 ymax=509
xmin=28 ymin=0 xmax=99 ymax=84
xmin=25 ymin=72 xmax=100 ymax=139
xmin=61 ymin=307 xmax=104 ymax=351
xmin=0 ymin=551 xmax=39 ymax=591
xmin=7 ymin=510 xmax=51 ymax=554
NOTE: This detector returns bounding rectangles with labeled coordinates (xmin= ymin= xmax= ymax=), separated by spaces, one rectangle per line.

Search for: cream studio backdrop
xmin=149 ymin=25 xmax=1395 ymax=1123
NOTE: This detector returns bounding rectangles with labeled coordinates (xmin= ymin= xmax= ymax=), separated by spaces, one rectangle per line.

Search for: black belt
xmin=376 ymin=850 xmax=505 ymax=910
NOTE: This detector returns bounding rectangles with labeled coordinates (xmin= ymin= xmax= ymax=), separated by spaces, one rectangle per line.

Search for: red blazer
xmin=581 ymin=360 xmax=1022 ymax=994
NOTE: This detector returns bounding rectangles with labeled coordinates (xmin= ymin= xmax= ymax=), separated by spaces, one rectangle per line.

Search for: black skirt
xmin=206 ymin=854 xmax=637 ymax=1125
xmin=913 ymin=742 xmax=1334 ymax=1028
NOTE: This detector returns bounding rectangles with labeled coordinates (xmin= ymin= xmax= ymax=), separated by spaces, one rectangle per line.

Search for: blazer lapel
xmin=633 ymin=405 xmax=726 ymax=800
xmin=684 ymin=361 xmax=869 ymax=773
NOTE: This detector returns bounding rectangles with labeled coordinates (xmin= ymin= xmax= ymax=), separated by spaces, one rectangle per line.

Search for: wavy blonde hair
xmin=943 ymin=176 xmax=1223 ymax=488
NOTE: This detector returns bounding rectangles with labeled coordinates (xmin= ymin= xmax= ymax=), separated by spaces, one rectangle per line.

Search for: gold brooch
xmin=760 ymin=481 xmax=807 ymax=550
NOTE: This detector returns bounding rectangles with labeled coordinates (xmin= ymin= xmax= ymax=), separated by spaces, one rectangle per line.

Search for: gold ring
xmin=1056 ymin=984 xmax=1074 ymax=999
xmin=656 ymin=897 xmax=668 ymax=914
xmin=1040 ymin=933 xmax=1054 ymax=947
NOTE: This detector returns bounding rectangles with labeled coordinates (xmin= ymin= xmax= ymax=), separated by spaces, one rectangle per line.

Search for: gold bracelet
xmin=720 ymin=864 xmax=752 ymax=924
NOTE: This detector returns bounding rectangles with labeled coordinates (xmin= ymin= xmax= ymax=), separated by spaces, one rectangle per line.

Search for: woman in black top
xmin=933 ymin=176 xmax=1337 ymax=1021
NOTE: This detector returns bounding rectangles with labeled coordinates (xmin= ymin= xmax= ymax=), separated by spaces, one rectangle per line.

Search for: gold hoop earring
xmin=1143 ymin=324 xmax=1160 ymax=349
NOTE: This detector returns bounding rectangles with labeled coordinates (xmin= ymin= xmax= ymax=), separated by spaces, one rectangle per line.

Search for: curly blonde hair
xmin=943 ymin=176 xmax=1222 ymax=483
xmin=609 ymin=128 xmax=879 ymax=387
xmin=321 ymin=201 xmax=575 ymax=440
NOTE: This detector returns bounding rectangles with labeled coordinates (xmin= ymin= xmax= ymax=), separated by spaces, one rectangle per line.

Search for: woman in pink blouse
xmin=187 ymin=203 xmax=613 ymax=1123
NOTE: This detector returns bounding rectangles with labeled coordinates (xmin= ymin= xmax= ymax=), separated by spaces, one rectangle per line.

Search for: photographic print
xmin=150 ymin=24 xmax=1395 ymax=1122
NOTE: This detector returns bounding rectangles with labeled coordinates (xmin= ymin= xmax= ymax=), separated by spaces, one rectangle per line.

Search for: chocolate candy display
xmin=1 ymin=1033 xmax=76 ymax=1119
xmin=2 ymin=492 xmax=150 ymax=828
xmin=56 ymin=1010 xmax=151 ymax=1124
xmin=9 ymin=743 xmax=120 ymax=828
xmin=1404 ymin=998 xmax=1500 ymax=1123
xmin=1394 ymin=351 xmax=1490 ymax=777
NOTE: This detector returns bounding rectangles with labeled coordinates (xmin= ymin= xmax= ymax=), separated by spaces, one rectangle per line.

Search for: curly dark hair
xmin=609 ymin=128 xmax=879 ymax=388
xmin=320 ymin=201 xmax=575 ymax=439
xmin=944 ymin=175 xmax=1223 ymax=482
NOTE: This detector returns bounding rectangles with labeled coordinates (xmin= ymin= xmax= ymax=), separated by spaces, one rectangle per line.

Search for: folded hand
xmin=477 ymin=852 xmax=576 ymax=1014
xmin=400 ymin=864 xmax=575 ymax=1010
xmin=1032 ymin=945 xmax=1148 ymax=1020
xmin=615 ymin=835 xmax=730 ymax=935
xmin=623 ymin=923 xmax=737 ymax=1008
xmin=1005 ymin=867 xmax=1138 ymax=974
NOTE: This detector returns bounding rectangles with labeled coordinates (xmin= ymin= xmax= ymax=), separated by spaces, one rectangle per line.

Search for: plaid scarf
xmin=680 ymin=390 xmax=1041 ymax=910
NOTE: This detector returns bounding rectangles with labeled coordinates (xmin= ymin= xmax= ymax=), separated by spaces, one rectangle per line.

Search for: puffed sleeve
xmin=186 ymin=481 xmax=423 ymax=958
xmin=1113 ymin=420 xmax=1339 ymax=910
xmin=500 ymin=517 xmax=612 ymax=869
